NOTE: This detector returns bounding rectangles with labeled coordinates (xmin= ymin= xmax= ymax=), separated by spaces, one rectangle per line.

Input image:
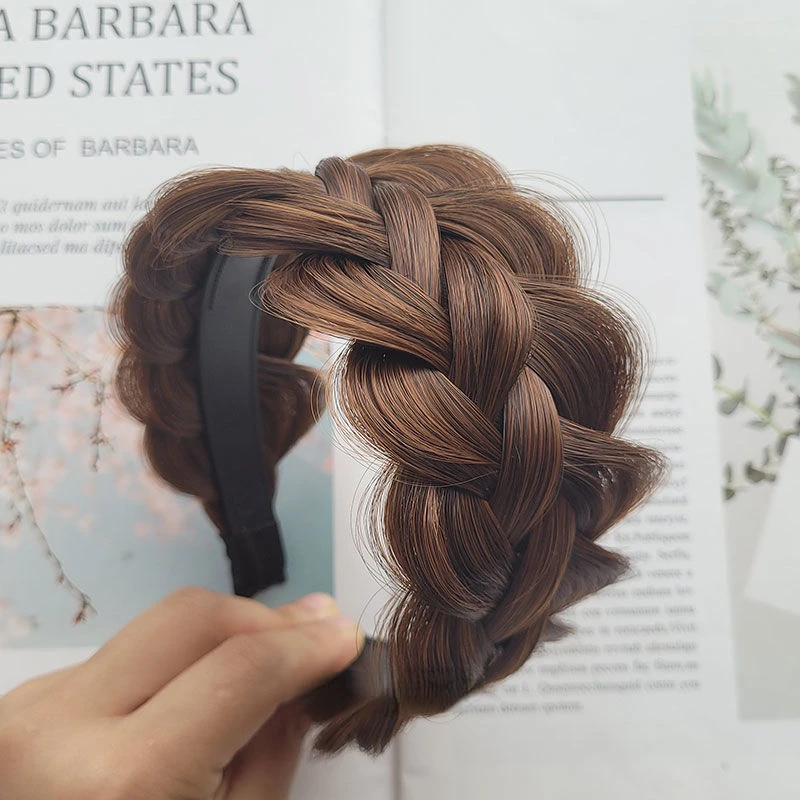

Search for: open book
xmin=1 ymin=2 xmax=798 ymax=797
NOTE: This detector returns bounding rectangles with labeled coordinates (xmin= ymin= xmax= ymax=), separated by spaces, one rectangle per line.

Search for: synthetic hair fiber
xmin=108 ymin=144 xmax=667 ymax=754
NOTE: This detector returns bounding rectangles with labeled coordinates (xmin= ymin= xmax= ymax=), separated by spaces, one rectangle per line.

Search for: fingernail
xmin=296 ymin=592 xmax=338 ymax=617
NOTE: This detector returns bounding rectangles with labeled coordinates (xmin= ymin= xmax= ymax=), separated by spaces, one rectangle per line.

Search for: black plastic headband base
xmin=223 ymin=523 xmax=286 ymax=598
xmin=199 ymin=253 xmax=285 ymax=597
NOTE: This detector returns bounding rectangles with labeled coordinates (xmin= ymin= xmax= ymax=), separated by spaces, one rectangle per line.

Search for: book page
xmin=382 ymin=1 xmax=799 ymax=797
xmin=0 ymin=2 xmax=392 ymax=797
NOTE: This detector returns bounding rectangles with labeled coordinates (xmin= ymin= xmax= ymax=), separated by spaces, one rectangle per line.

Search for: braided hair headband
xmin=111 ymin=144 xmax=666 ymax=752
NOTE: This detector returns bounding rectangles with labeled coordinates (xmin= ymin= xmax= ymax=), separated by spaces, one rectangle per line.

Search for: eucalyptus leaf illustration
xmin=719 ymin=394 xmax=742 ymax=415
xmin=693 ymin=71 xmax=715 ymax=109
xmin=780 ymin=357 xmax=800 ymax=392
xmin=698 ymin=154 xmax=755 ymax=194
xmin=694 ymin=73 xmax=752 ymax=162
xmin=778 ymin=231 xmax=800 ymax=255
xmin=766 ymin=329 xmax=800 ymax=359
xmin=788 ymin=74 xmax=800 ymax=124
xmin=695 ymin=72 xmax=800 ymax=502
xmin=707 ymin=271 xmax=753 ymax=317
xmin=745 ymin=462 xmax=767 ymax=483
xmin=699 ymin=116 xmax=751 ymax=163
xmin=736 ymin=171 xmax=782 ymax=215
xmin=747 ymin=216 xmax=785 ymax=237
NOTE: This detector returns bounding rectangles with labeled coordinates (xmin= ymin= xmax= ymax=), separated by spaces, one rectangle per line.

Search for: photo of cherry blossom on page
xmin=0 ymin=306 xmax=334 ymax=647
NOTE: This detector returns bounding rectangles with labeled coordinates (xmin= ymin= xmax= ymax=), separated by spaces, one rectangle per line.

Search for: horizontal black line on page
xmin=555 ymin=195 xmax=666 ymax=203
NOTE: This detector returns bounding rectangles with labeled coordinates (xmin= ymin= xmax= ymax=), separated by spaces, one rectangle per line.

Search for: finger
xmin=0 ymin=665 xmax=79 ymax=718
xmin=127 ymin=616 xmax=364 ymax=773
xmin=68 ymin=589 xmax=339 ymax=715
xmin=225 ymin=703 xmax=310 ymax=800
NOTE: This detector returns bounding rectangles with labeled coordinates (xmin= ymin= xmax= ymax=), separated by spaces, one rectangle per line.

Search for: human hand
xmin=0 ymin=588 xmax=364 ymax=799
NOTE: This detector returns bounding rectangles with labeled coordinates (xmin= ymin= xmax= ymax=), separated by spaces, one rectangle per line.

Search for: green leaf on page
xmin=735 ymin=172 xmax=783 ymax=215
xmin=707 ymin=271 xmax=754 ymax=318
xmin=746 ymin=216 xmax=785 ymax=237
xmin=698 ymin=154 xmax=756 ymax=194
xmin=780 ymin=357 xmax=800 ymax=392
xmin=723 ymin=486 xmax=736 ymax=501
xmin=745 ymin=462 xmax=766 ymax=483
xmin=767 ymin=331 xmax=800 ymax=360
xmin=787 ymin=74 xmax=800 ymax=122
xmin=719 ymin=395 xmax=742 ymax=415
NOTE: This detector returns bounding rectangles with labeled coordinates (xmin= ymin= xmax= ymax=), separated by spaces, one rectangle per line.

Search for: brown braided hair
xmin=108 ymin=143 xmax=666 ymax=754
